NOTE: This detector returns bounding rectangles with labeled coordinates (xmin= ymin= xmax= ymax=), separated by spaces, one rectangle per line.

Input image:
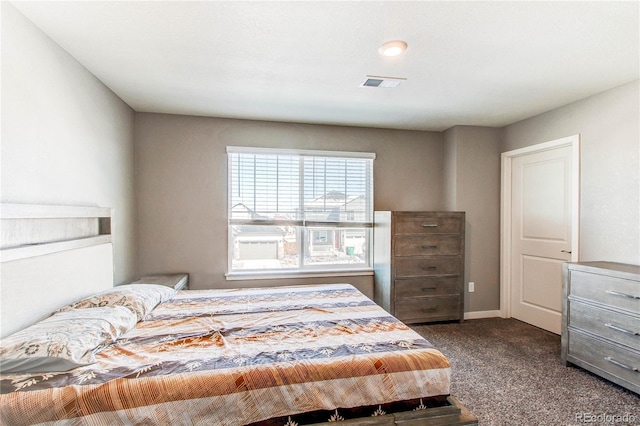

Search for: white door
xmin=508 ymin=138 xmax=578 ymax=334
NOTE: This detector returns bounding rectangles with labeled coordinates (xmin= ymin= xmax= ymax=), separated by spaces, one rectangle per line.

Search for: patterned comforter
xmin=0 ymin=284 xmax=451 ymax=425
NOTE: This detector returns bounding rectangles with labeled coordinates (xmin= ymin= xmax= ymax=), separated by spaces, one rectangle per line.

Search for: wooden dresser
xmin=373 ymin=211 xmax=465 ymax=324
xmin=561 ymin=262 xmax=640 ymax=394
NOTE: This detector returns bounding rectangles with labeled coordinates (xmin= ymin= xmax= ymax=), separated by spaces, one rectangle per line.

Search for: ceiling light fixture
xmin=379 ymin=40 xmax=408 ymax=57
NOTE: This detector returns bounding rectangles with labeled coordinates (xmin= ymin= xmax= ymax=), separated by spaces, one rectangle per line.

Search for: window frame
xmin=226 ymin=146 xmax=375 ymax=279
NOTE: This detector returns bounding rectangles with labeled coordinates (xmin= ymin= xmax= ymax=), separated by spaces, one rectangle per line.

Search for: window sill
xmin=225 ymin=268 xmax=374 ymax=281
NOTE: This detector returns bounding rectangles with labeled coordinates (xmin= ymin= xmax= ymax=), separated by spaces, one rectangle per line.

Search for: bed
xmin=0 ymin=203 xmax=477 ymax=425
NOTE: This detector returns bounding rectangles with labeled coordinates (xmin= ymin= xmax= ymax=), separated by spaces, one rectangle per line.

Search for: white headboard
xmin=0 ymin=204 xmax=114 ymax=338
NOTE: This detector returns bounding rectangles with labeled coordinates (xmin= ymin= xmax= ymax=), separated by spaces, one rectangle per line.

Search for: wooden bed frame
xmin=0 ymin=203 xmax=477 ymax=426
xmin=0 ymin=203 xmax=113 ymax=337
xmin=310 ymin=396 xmax=476 ymax=425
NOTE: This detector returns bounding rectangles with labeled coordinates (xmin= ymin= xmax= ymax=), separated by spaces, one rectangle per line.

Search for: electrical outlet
xmin=468 ymin=282 xmax=475 ymax=293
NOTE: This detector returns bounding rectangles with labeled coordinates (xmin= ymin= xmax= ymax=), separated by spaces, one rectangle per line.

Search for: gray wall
xmin=136 ymin=80 xmax=639 ymax=311
xmin=503 ymin=80 xmax=640 ymax=265
xmin=134 ymin=113 xmax=444 ymax=297
xmin=1 ymin=3 xmax=137 ymax=284
xmin=443 ymin=126 xmax=502 ymax=312
xmin=5 ymin=0 xmax=636 ymax=311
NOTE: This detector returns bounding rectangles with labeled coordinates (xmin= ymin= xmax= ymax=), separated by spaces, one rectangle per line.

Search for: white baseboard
xmin=464 ymin=310 xmax=503 ymax=320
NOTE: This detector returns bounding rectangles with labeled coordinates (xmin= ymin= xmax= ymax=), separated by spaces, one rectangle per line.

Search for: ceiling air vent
xmin=360 ymin=75 xmax=406 ymax=88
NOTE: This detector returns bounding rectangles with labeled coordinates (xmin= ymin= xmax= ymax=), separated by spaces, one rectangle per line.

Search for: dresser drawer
xmin=395 ymin=276 xmax=460 ymax=298
xmin=395 ymin=256 xmax=461 ymax=278
xmin=568 ymin=301 xmax=640 ymax=352
xmin=394 ymin=215 xmax=463 ymax=235
xmin=570 ymin=271 xmax=640 ymax=313
xmin=568 ymin=330 xmax=640 ymax=391
xmin=394 ymin=235 xmax=461 ymax=257
xmin=395 ymin=296 xmax=461 ymax=323
xmin=374 ymin=211 xmax=465 ymax=323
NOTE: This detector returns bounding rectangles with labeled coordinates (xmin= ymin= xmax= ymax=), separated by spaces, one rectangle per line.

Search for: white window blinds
xmin=227 ymin=147 xmax=374 ymax=228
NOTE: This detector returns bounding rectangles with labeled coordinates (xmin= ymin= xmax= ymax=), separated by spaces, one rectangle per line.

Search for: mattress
xmin=0 ymin=284 xmax=451 ymax=425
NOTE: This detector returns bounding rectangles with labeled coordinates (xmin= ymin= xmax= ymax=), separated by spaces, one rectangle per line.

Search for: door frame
xmin=500 ymin=135 xmax=581 ymax=319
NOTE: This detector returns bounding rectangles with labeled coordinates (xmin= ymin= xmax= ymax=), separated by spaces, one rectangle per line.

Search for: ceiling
xmin=11 ymin=1 xmax=639 ymax=132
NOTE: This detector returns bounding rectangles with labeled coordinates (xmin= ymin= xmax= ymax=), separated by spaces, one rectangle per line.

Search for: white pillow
xmin=0 ymin=306 xmax=137 ymax=374
xmin=56 ymin=284 xmax=176 ymax=322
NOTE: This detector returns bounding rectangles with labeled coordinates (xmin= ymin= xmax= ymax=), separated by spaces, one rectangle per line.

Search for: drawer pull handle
xmin=421 ymin=245 xmax=438 ymax=249
xmin=422 ymin=224 xmax=438 ymax=228
xmin=421 ymin=287 xmax=437 ymax=291
xmin=604 ymin=357 xmax=639 ymax=373
xmin=605 ymin=290 xmax=640 ymax=300
xmin=421 ymin=308 xmax=437 ymax=313
xmin=605 ymin=323 xmax=640 ymax=336
xmin=421 ymin=266 xmax=437 ymax=271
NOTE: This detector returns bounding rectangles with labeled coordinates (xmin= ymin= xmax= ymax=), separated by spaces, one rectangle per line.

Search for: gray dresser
xmin=561 ymin=262 xmax=640 ymax=394
xmin=373 ymin=211 xmax=465 ymax=324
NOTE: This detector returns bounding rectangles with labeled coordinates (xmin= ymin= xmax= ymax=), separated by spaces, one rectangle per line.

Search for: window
xmin=227 ymin=146 xmax=375 ymax=275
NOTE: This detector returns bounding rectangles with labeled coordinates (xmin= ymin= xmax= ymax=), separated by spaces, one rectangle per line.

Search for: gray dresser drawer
xmin=569 ymin=301 xmax=640 ymax=352
xmin=374 ymin=211 xmax=465 ymax=324
xmin=395 ymin=296 xmax=461 ymax=323
xmin=568 ymin=330 xmax=640 ymax=393
xmin=395 ymin=256 xmax=461 ymax=278
xmin=394 ymin=235 xmax=461 ymax=257
xmin=395 ymin=276 xmax=460 ymax=298
xmin=562 ymin=262 xmax=640 ymax=394
xmin=570 ymin=270 xmax=640 ymax=313
xmin=394 ymin=215 xmax=463 ymax=235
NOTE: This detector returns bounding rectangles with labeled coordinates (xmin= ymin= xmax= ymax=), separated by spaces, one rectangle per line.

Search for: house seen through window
xmin=227 ymin=147 xmax=375 ymax=274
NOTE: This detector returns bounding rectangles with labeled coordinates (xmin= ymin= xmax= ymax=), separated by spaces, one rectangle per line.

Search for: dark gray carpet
xmin=413 ymin=318 xmax=639 ymax=425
